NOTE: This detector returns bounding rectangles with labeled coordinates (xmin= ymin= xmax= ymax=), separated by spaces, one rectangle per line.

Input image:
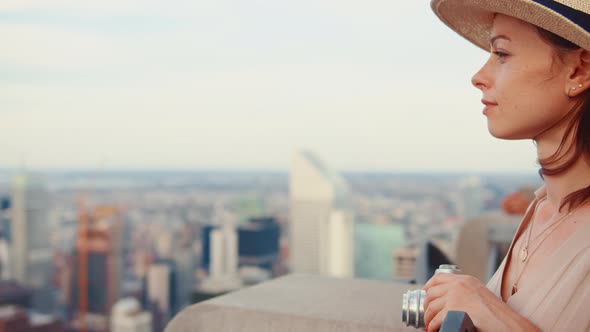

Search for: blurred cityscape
xmin=0 ymin=151 xmax=541 ymax=332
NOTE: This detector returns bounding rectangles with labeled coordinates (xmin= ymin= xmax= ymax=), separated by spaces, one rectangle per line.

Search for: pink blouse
xmin=486 ymin=186 xmax=590 ymax=331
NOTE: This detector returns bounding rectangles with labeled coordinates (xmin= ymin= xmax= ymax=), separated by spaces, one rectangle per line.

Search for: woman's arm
xmin=423 ymin=273 xmax=541 ymax=332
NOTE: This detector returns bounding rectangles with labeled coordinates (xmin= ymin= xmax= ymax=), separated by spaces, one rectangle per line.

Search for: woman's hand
xmin=422 ymin=273 xmax=540 ymax=332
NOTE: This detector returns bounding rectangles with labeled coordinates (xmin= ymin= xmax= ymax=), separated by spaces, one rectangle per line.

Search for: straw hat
xmin=430 ymin=0 xmax=590 ymax=51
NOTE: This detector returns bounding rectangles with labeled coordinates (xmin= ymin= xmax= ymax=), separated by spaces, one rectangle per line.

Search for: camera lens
xmin=402 ymin=289 xmax=426 ymax=328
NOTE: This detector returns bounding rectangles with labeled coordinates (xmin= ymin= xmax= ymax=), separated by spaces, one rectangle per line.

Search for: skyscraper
xmin=238 ymin=217 xmax=280 ymax=270
xmin=200 ymin=223 xmax=241 ymax=289
xmin=457 ymin=176 xmax=488 ymax=220
xmin=146 ymin=260 xmax=176 ymax=330
xmin=289 ymin=150 xmax=354 ymax=277
xmin=72 ymin=205 xmax=123 ymax=328
xmin=171 ymin=224 xmax=195 ymax=313
xmin=0 ymin=198 xmax=11 ymax=281
xmin=10 ymin=174 xmax=51 ymax=289
xmin=193 ymin=223 xmax=242 ymax=304
xmin=0 ymin=240 xmax=10 ymax=281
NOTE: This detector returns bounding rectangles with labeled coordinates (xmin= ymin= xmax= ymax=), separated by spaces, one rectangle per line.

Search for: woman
xmin=424 ymin=1 xmax=590 ymax=331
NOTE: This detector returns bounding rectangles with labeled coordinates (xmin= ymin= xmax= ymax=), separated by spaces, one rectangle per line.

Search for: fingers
xmin=424 ymin=296 xmax=445 ymax=329
xmin=426 ymin=308 xmax=447 ymax=332
xmin=423 ymin=284 xmax=448 ymax=309
xmin=423 ymin=272 xmax=456 ymax=291
xmin=424 ymin=273 xmax=481 ymax=292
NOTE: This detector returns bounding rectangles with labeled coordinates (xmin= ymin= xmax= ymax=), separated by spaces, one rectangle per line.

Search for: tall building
xmin=171 ymin=224 xmax=195 ymax=313
xmin=0 ymin=196 xmax=12 ymax=243
xmin=10 ymin=174 xmax=51 ymax=288
xmin=193 ymin=223 xmax=242 ymax=304
xmin=110 ymin=298 xmax=152 ymax=332
xmin=0 ymin=197 xmax=10 ymax=281
xmin=0 ymin=240 xmax=9 ymax=281
xmin=202 ymin=223 xmax=241 ymax=288
xmin=237 ymin=217 xmax=280 ymax=270
xmin=146 ymin=260 xmax=176 ymax=331
xmin=71 ymin=205 xmax=123 ymax=328
xmin=289 ymin=150 xmax=354 ymax=277
xmin=456 ymin=176 xmax=488 ymax=220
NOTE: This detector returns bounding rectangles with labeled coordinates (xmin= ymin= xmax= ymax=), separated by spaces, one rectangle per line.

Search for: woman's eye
xmin=493 ymin=51 xmax=509 ymax=61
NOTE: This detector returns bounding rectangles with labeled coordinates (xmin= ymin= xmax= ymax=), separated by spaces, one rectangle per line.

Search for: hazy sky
xmin=1 ymin=0 xmax=539 ymax=173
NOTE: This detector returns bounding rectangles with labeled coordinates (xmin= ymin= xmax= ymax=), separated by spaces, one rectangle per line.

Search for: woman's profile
xmin=425 ymin=1 xmax=590 ymax=331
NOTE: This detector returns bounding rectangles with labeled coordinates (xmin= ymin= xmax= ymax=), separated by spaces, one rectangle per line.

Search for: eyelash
xmin=493 ymin=51 xmax=509 ymax=61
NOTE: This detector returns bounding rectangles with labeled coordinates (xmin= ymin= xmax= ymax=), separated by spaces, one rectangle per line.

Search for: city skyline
xmin=3 ymin=0 xmax=540 ymax=172
xmin=0 ymin=163 xmax=538 ymax=330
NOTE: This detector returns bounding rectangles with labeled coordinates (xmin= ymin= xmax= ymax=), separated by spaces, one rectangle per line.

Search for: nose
xmin=471 ymin=59 xmax=490 ymax=91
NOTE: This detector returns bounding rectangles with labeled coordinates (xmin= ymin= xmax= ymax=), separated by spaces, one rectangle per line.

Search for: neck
xmin=536 ymin=135 xmax=590 ymax=212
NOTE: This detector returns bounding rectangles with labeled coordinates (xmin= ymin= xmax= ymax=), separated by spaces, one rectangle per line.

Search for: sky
xmin=1 ymin=0 xmax=540 ymax=173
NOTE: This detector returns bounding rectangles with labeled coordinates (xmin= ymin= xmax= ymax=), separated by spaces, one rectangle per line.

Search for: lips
xmin=481 ymin=99 xmax=497 ymax=115
xmin=481 ymin=99 xmax=498 ymax=106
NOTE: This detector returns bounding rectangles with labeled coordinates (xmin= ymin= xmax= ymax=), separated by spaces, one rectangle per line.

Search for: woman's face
xmin=471 ymin=14 xmax=574 ymax=140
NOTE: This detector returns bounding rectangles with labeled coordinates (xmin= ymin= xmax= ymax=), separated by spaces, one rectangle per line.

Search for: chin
xmin=487 ymin=125 xmax=530 ymax=140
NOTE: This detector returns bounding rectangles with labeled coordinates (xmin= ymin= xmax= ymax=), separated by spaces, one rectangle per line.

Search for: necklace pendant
xmin=520 ymin=248 xmax=528 ymax=262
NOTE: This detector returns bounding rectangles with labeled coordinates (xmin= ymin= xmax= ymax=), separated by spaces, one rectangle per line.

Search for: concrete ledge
xmin=166 ymin=274 xmax=418 ymax=332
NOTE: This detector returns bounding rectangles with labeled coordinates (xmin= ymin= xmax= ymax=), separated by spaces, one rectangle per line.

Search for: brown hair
xmin=536 ymin=28 xmax=590 ymax=212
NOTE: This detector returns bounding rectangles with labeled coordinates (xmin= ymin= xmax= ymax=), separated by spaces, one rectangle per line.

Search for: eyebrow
xmin=490 ymin=35 xmax=511 ymax=46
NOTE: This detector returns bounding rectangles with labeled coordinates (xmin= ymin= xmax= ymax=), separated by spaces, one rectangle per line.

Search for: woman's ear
xmin=567 ymin=49 xmax=590 ymax=97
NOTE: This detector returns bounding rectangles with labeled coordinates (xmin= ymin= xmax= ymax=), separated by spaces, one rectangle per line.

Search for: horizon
xmin=2 ymin=166 xmax=540 ymax=177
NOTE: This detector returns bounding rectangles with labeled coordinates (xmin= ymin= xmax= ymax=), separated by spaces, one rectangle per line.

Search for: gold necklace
xmin=512 ymin=197 xmax=584 ymax=295
xmin=518 ymin=197 xmax=572 ymax=262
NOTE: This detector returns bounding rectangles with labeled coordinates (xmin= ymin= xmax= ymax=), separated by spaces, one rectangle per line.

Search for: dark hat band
xmin=533 ymin=0 xmax=590 ymax=33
